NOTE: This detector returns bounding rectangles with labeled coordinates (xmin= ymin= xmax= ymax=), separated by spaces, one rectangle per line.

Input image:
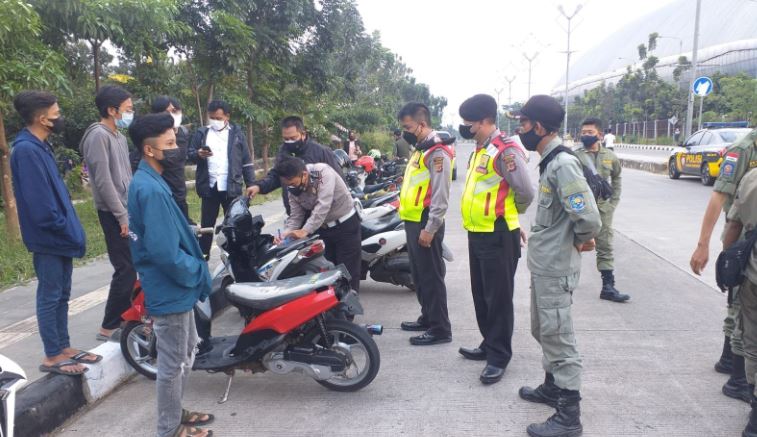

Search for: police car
xmin=668 ymin=127 xmax=752 ymax=185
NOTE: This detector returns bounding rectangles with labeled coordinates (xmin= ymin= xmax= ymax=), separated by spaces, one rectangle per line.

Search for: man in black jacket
xmin=188 ymin=100 xmax=256 ymax=258
xmin=151 ymin=95 xmax=192 ymax=221
xmin=248 ymin=116 xmax=343 ymax=214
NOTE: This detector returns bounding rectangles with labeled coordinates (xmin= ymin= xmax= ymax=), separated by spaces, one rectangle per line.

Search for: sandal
xmin=39 ymin=359 xmax=88 ymax=376
xmin=69 ymin=351 xmax=103 ymax=364
xmin=181 ymin=409 xmax=215 ymax=426
xmin=171 ymin=425 xmax=213 ymax=437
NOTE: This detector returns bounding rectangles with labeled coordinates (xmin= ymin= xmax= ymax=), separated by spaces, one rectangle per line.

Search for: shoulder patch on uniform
xmin=725 ymin=152 xmax=740 ymax=162
xmin=722 ymin=162 xmax=736 ymax=178
xmin=503 ymin=153 xmax=516 ymax=172
xmin=568 ymin=193 xmax=586 ymax=212
xmin=433 ymin=156 xmax=444 ymax=172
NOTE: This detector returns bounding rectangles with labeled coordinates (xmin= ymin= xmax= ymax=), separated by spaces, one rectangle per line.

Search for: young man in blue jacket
xmin=10 ymin=91 xmax=100 ymax=376
xmin=127 ymin=113 xmax=214 ymax=437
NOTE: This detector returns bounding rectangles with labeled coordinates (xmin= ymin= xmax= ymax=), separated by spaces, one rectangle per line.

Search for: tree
xmin=0 ymin=0 xmax=68 ymax=240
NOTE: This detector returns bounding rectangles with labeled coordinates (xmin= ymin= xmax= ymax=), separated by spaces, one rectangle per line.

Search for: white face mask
xmin=171 ymin=112 xmax=182 ymax=129
xmin=208 ymin=119 xmax=226 ymax=131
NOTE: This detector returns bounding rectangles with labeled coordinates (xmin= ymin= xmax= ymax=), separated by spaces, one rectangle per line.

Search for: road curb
xmin=618 ymin=157 xmax=668 ymax=174
xmin=15 ymin=342 xmax=135 ymax=436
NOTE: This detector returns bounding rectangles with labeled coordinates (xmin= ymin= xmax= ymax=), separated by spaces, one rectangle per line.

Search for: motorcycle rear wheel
xmin=307 ymin=319 xmax=380 ymax=392
xmin=120 ymin=320 xmax=158 ymax=380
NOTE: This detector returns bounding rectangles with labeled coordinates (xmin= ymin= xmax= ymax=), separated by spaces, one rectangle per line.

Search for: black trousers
xmin=318 ymin=214 xmax=362 ymax=292
xmin=97 ymin=210 xmax=137 ymax=330
xmin=468 ymin=229 xmax=521 ymax=368
xmin=200 ymin=185 xmax=231 ymax=258
xmin=405 ymin=219 xmax=451 ymax=337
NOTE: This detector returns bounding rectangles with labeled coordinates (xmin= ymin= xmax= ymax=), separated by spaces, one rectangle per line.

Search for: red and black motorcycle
xmin=121 ymin=269 xmax=381 ymax=402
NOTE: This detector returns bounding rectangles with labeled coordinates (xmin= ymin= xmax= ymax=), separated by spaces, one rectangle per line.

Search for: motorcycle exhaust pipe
xmin=363 ymin=324 xmax=383 ymax=336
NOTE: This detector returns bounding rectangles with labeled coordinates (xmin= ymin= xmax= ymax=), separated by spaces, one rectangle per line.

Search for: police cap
xmin=459 ymin=94 xmax=498 ymax=122
xmin=517 ymin=95 xmax=565 ymax=131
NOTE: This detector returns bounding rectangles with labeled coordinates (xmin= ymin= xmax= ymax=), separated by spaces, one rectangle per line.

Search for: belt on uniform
xmin=322 ymin=208 xmax=356 ymax=229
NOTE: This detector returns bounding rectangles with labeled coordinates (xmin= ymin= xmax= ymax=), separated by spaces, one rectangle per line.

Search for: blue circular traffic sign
xmin=693 ymin=76 xmax=713 ymax=96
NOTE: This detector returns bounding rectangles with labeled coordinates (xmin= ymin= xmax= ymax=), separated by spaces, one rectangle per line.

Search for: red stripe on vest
xmin=489 ymin=135 xmax=522 ymax=218
xmin=421 ymin=142 xmax=454 ymax=208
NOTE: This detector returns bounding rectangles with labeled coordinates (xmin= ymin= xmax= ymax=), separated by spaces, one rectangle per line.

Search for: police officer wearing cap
xmin=516 ymin=95 xmax=601 ymax=437
xmin=457 ymin=94 xmax=534 ymax=384
xmin=397 ymin=102 xmax=454 ymax=346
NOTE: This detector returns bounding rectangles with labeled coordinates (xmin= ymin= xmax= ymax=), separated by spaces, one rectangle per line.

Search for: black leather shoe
xmin=409 ymin=331 xmax=452 ymax=346
xmin=459 ymin=347 xmax=487 ymax=361
xmin=401 ymin=321 xmax=428 ymax=332
xmin=480 ymin=364 xmax=505 ymax=384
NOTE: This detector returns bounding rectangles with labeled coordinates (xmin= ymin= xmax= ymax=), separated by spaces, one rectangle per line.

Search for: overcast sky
xmin=356 ymin=0 xmax=681 ymax=126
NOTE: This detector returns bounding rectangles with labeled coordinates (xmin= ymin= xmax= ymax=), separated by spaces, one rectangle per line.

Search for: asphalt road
xmin=2 ymin=142 xmax=744 ymax=436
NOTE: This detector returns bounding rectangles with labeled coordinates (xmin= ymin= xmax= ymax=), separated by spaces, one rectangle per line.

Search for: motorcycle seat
xmin=225 ymin=269 xmax=343 ymax=311
xmin=361 ymin=213 xmax=401 ymax=239
xmin=363 ymin=182 xmax=390 ymax=194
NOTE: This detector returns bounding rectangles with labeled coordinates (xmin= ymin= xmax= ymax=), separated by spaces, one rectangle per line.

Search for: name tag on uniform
xmin=476 ymin=154 xmax=490 ymax=174
xmin=602 ymin=159 xmax=613 ymax=166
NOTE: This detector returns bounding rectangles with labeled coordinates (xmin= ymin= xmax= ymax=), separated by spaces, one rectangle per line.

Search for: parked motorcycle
xmin=0 ymin=354 xmax=26 ymax=437
xmin=124 ymin=269 xmax=381 ymax=403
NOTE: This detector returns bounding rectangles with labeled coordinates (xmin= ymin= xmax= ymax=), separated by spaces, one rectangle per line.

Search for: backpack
xmin=716 ymin=230 xmax=757 ymax=292
xmin=538 ymin=145 xmax=614 ymax=202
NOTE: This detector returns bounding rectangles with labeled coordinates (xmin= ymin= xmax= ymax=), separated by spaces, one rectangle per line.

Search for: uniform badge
xmin=476 ymin=154 xmax=490 ymax=174
xmin=540 ymin=184 xmax=551 ymax=194
xmin=722 ymin=162 xmax=736 ymax=178
xmin=749 ymin=160 xmax=757 ymax=169
xmin=503 ymin=153 xmax=516 ymax=172
xmin=568 ymin=193 xmax=586 ymax=212
xmin=725 ymin=152 xmax=739 ymax=163
xmin=433 ymin=156 xmax=444 ymax=173
xmin=602 ymin=159 xmax=613 ymax=166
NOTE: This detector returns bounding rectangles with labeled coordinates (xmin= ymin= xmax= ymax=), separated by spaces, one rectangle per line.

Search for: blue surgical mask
xmin=116 ymin=111 xmax=134 ymax=129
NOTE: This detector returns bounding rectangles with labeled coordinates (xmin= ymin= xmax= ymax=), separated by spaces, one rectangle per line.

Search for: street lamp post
xmin=494 ymin=88 xmax=503 ymax=129
xmin=684 ymin=0 xmax=702 ymax=139
xmin=522 ymin=52 xmax=539 ymax=99
xmin=505 ymin=75 xmax=516 ymax=133
xmin=558 ymin=3 xmax=583 ymax=139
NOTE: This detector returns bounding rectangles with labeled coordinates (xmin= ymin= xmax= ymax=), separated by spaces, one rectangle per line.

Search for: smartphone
xmin=200 ymin=145 xmax=212 ymax=152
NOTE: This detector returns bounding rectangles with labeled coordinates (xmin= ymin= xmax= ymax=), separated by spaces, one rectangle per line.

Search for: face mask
xmin=171 ymin=113 xmax=183 ymax=129
xmin=284 ymin=138 xmax=305 ymax=151
xmin=519 ymin=127 xmax=544 ymax=151
xmin=47 ymin=116 xmax=65 ymax=134
xmin=208 ymin=119 xmax=226 ymax=131
xmin=287 ymin=176 xmax=307 ymax=197
xmin=156 ymin=148 xmax=184 ymax=171
xmin=402 ymin=130 xmax=418 ymax=146
xmin=580 ymin=135 xmax=599 ymax=148
xmin=116 ymin=111 xmax=134 ymax=129
xmin=459 ymin=124 xmax=475 ymax=140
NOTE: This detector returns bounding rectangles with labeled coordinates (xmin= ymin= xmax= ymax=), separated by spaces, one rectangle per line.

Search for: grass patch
xmin=0 ymin=188 xmax=281 ymax=289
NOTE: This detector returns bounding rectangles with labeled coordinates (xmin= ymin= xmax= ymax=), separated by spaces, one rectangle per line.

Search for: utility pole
xmin=558 ymin=3 xmax=583 ymax=139
xmin=505 ymin=75 xmax=516 ymax=134
xmin=684 ymin=0 xmax=702 ymax=139
xmin=522 ymin=52 xmax=539 ymax=99
xmin=494 ymin=88 xmax=503 ymax=129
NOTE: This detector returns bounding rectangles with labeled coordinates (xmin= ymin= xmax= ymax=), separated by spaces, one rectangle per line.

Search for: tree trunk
xmin=206 ymin=83 xmax=214 ymax=108
xmin=91 ymin=39 xmax=101 ymax=92
xmin=246 ymin=122 xmax=255 ymax=162
xmin=0 ymin=108 xmax=21 ymax=241
xmin=186 ymin=61 xmax=204 ymax=126
xmin=245 ymin=63 xmax=256 ymax=162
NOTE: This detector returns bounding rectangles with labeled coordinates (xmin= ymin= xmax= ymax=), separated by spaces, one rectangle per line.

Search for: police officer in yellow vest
xmin=457 ymin=94 xmax=535 ymax=384
xmin=397 ymin=102 xmax=454 ymax=346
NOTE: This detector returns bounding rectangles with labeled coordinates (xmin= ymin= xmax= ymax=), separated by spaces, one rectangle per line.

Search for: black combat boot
xmin=599 ymin=270 xmax=630 ymax=302
xmin=743 ymin=393 xmax=757 ymax=437
xmin=526 ymin=389 xmax=583 ymax=437
xmin=519 ymin=373 xmax=560 ymax=408
xmin=724 ymin=354 xmax=752 ymax=403
xmin=715 ymin=336 xmax=734 ymax=374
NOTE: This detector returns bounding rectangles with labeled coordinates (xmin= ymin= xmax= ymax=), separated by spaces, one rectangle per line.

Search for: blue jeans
xmin=33 ymin=253 xmax=73 ymax=357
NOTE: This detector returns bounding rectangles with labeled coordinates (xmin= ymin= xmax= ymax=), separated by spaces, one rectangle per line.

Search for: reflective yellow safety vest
xmin=398 ymin=144 xmax=454 ymax=223
xmin=461 ymin=135 xmax=523 ymax=232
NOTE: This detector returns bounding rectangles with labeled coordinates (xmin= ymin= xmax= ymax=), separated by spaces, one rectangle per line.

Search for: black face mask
xmin=157 ymin=148 xmax=184 ymax=172
xmin=580 ymin=135 xmax=599 ymax=148
xmin=402 ymin=130 xmax=418 ymax=146
xmin=47 ymin=116 xmax=65 ymax=134
xmin=519 ymin=128 xmax=544 ymax=151
xmin=285 ymin=138 xmax=305 ymax=152
xmin=287 ymin=175 xmax=308 ymax=197
xmin=459 ymin=124 xmax=475 ymax=140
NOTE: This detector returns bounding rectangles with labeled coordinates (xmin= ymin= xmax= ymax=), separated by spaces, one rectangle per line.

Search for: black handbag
xmin=716 ymin=230 xmax=757 ymax=291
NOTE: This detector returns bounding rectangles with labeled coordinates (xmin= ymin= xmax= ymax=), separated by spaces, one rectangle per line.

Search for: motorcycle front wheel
xmin=307 ymin=319 xmax=380 ymax=392
xmin=120 ymin=320 xmax=158 ymax=380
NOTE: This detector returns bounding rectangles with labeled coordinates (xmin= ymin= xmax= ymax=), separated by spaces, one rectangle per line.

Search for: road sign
xmin=693 ymin=76 xmax=713 ymax=97
xmin=668 ymin=115 xmax=678 ymax=125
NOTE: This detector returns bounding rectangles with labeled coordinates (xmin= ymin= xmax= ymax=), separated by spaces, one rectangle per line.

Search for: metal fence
xmin=566 ymin=119 xmax=681 ymax=144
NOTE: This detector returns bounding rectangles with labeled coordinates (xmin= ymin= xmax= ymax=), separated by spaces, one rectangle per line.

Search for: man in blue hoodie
xmin=127 ymin=113 xmax=213 ymax=437
xmin=10 ymin=91 xmax=99 ymax=376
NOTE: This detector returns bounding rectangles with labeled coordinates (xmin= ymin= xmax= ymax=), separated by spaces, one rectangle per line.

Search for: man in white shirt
xmin=603 ymin=128 xmax=616 ymax=150
xmin=188 ymin=100 xmax=256 ymax=258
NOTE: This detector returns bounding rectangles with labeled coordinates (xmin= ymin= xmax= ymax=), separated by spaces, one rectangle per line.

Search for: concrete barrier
xmin=618 ymin=157 xmax=668 ymax=174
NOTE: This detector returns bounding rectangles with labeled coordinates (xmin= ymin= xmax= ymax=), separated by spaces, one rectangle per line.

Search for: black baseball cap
xmin=515 ymin=95 xmax=565 ymax=131
xmin=459 ymin=94 xmax=498 ymax=122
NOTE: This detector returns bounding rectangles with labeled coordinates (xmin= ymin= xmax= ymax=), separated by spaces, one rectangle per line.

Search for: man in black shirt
xmin=248 ymin=116 xmax=343 ymax=214
xmin=150 ymin=96 xmax=191 ymax=221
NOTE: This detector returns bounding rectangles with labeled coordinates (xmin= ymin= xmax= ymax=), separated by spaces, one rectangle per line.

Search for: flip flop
xmin=171 ymin=425 xmax=213 ymax=437
xmin=95 ymin=328 xmax=122 ymax=342
xmin=69 ymin=351 xmax=103 ymax=364
xmin=181 ymin=409 xmax=215 ymax=426
xmin=39 ymin=359 xmax=88 ymax=376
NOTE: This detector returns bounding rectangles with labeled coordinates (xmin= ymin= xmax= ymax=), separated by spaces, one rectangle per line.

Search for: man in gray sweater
xmin=80 ymin=85 xmax=136 ymax=341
